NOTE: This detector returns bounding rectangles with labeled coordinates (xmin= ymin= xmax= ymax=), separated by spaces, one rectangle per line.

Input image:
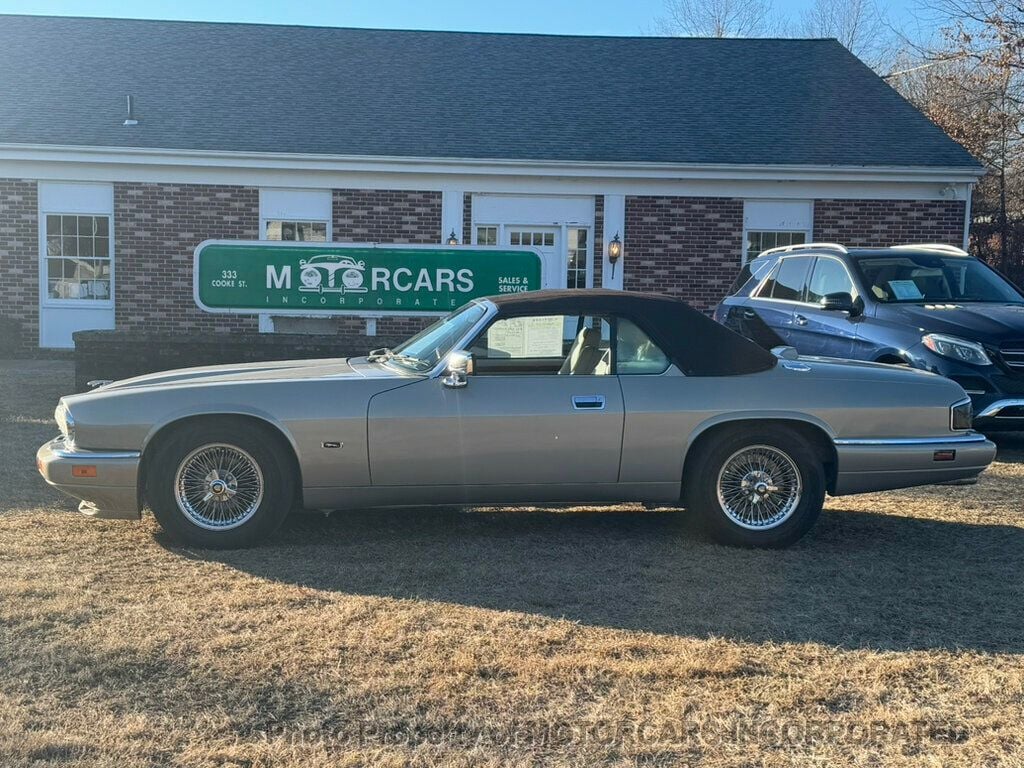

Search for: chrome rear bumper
xmin=36 ymin=436 xmax=142 ymax=520
xmin=832 ymin=432 xmax=996 ymax=496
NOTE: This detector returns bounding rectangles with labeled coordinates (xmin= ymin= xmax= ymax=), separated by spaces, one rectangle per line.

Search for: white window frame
xmin=258 ymin=188 xmax=333 ymax=242
xmin=742 ymin=200 xmax=813 ymax=264
xmin=38 ymin=184 xmax=115 ymax=310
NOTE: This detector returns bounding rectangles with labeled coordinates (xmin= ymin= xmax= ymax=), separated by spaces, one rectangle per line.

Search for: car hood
xmin=90 ymin=356 xmax=407 ymax=392
xmin=879 ymin=302 xmax=1024 ymax=342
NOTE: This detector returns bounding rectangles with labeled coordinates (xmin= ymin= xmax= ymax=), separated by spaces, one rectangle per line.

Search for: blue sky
xmin=0 ymin=0 xmax=917 ymax=36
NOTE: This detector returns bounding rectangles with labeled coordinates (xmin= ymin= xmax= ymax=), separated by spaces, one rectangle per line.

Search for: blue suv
xmin=714 ymin=242 xmax=1024 ymax=430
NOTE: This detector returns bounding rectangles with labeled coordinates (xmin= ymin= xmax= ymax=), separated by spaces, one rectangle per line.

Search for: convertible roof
xmin=484 ymin=289 xmax=777 ymax=376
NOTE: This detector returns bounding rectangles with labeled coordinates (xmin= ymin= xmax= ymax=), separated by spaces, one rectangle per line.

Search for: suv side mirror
xmin=820 ymin=292 xmax=860 ymax=315
xmin=441 ymin=350 xmax=473 ymax=389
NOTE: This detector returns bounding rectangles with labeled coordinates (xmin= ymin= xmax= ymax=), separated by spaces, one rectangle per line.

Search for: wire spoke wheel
xmin=174 ymin=443 xmax=264 ymax=531
xmin=716 ymin=444 xmax=802 ymax=531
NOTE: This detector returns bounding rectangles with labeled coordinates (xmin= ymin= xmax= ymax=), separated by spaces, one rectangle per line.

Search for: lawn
xmin=1 ymin=359 xmax=1023 ymax=767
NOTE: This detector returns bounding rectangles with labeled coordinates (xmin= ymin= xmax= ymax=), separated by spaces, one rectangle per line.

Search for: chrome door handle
xmin=795 ymin=314 xmax=808 ymax=326
xmin=742 ymin=309 xmax=756 ymax=319
xmin=572 ymin=395 xmax=606 ymax=410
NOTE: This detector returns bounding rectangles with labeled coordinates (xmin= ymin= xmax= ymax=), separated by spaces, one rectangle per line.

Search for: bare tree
xmin=655 ymin=0 xmax=778 ymax=38
xmin=892 ymin=0 xmax=1024 ymax=279
xmin=800 ymin=0 xmax=894 ymax=69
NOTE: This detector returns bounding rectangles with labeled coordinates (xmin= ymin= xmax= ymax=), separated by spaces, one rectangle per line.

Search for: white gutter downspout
xmin=963 ymin=184 xmax=974 ymax=252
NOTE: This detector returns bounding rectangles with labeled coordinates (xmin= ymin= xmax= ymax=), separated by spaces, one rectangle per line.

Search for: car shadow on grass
xmin=180 ymin=502 xmax=1024 ymax=654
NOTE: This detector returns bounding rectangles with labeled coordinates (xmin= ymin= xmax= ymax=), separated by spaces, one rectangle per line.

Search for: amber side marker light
xmin=933 ymin=450 xmax=957 ymax=462
xmin=72 ymin=465 xmax=97 ymax=478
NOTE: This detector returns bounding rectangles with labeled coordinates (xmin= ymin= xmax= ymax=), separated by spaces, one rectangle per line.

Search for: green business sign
xmin=194 ymin=241 xmax=543 ymax=315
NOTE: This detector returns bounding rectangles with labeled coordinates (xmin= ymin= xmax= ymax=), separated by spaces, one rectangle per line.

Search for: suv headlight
xmin=922 ymin=334 xmax=992 ymax=366
xmin=951 ymin=398 xmax=973 ymax=431
xmin=55 ymin=401 xmax=75 ymax=445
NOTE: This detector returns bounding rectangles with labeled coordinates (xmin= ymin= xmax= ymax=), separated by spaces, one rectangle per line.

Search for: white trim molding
xmin=0 ymin=143 xmax=982 ymax=203
xmin=440 ymin=189 xmax=464 ymax=244
xmin=602 ymin=195 xmax=625 ymax=290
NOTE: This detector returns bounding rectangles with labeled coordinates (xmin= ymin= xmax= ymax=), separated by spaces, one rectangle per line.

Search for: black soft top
xmin=482 ymin=289 xmax=776 ymax=377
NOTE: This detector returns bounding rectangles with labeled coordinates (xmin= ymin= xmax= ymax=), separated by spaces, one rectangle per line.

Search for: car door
xmin=789 ymin=256 xmax=860 ymax=358
xmin=743 ymin=255 xmax=814 ymax=346
xmin=366 ymin=313 xmax=624 ymax=489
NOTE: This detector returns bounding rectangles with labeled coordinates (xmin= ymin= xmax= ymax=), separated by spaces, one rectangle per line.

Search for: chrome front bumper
xmin=832 ymin=432 xmax=997 ymax=496
xmin=36 ymin=436 xmax=142 ymax=520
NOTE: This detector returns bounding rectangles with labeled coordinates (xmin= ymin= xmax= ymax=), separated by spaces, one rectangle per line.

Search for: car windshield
xmin=382 ymin=301 xmax=489 ymax=371
xmin=853 ymin=254 xmax=1024 ymax=304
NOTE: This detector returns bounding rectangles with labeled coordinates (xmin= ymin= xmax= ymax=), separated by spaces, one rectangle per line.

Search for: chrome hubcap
xmin=174 ymin=444 xmax=264 ymax=531
xmin=716 ymin=444 xmax=802 ymax=530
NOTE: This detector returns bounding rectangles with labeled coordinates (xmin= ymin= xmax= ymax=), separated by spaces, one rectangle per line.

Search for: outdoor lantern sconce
xmin=446 ymin=230 xmax=459 ymax=246
xmin=608 ymin=232 xmax=622 ymax=277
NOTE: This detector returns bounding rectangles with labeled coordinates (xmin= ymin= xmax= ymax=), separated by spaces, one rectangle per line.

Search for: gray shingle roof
xmin=0 ymin=15 xmax=981 ymax=169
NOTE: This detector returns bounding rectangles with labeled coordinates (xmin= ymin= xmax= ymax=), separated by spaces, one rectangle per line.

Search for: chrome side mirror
xmin=442 ymin=350 xmax=473 ymax=389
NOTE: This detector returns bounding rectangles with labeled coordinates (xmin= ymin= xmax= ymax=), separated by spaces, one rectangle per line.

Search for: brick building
xmin=0 ymin=15 xmax=982 ymax=349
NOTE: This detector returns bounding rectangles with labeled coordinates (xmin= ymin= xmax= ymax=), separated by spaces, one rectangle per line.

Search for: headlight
xmin=951 ymin=398 xmax=973 ymax=431
xmin=54 ymin=401 xmax=75 ymax=445
xmin=922 ymin=334 xmax=992 ymax=366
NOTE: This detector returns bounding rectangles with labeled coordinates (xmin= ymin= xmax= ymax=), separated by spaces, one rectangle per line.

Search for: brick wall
xmin=114 ymin=182 xmax=260 ymax=335
xmin=624 ymin=196 xmax=744 ymax=311
xmin=0 ymin=179 xmax=38 ymax=351
xmin=332 ymin=189 xmax=441 ymax=244
xmin=813 ymin=199 xmax=966 ymax=247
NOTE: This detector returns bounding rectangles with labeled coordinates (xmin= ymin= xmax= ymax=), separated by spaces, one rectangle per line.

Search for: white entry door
xmin=506 ymin=227 xmax=562 ymax=288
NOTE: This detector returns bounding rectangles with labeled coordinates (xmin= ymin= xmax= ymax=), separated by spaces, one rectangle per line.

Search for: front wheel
xmin=684 ymin=427 xmax=825 ymax=548
xmin=147 ymin=421 xmax=294 ymax=548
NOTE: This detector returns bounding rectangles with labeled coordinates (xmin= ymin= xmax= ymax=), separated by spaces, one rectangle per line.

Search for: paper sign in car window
xmin=523 ymin=315 xmax=564 ymax=356
xmin=488 ymin=318 xmax=527 ymax=357
xmin=487 ymin=316 xmax=565 ymax=358
xmin=889 ymin=280 xmax=924 ymax=300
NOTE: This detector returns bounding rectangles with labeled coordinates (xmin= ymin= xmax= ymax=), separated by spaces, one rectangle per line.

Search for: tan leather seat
xmin=559 ymin=327 xmax=610 ymax=375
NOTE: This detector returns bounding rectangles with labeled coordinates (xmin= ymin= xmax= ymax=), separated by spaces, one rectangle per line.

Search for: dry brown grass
xmin=2 ymin=359 xmax=1023 ymax=767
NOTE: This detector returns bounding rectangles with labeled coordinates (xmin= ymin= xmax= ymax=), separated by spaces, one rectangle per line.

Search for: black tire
xmin=683 ymin=426 xmax=825 ymax=548
xmin=146 ymin=420 xmax=294 ymax=548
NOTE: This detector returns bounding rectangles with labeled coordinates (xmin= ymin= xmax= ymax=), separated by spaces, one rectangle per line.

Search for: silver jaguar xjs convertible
xmin=38 ymin=289 xmax=996 ymax=549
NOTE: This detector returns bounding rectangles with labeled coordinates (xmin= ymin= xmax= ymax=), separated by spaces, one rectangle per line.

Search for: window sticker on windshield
xmin=888 ymin=280 xmax=924 ymax=300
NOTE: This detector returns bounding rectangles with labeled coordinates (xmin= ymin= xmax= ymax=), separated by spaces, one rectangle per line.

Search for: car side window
xmin=615 ymin=318 xmax=670 ymax=375
xmin=469 ymin=314 xmax=612 ymax=375
xmin=756 ymin=256 xmax=812 ymax=302
xmin=806 ymin=257 xmax=857 ymax=304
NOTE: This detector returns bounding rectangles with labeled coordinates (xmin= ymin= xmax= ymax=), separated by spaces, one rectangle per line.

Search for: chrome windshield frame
xmin=375 ymin=299 xmax=498 ymax=378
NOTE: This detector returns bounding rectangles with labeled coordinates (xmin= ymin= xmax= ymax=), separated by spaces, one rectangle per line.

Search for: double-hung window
xmin=44 ymin=214 xmax=112 ymax=301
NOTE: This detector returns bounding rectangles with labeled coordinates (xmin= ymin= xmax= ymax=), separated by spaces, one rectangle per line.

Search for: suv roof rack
xmin=757 ymin=242 xmax=849 ymax=257
xmin=890 ymin=243 xmax=969 ymax=256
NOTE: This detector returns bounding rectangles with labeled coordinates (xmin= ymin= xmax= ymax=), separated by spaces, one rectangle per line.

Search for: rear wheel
xmin=684 ymin=426 xmax=825 ymax=548
xmin=147 ymin=421 xmax=294 ymax=548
